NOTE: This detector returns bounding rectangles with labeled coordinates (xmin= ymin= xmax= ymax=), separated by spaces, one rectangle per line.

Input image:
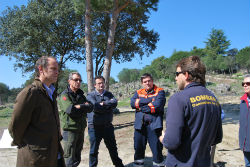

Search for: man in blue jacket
xmin=159 ymin=56 xmax=223 ymax=167
xmin=239 ymin=74 xmax=250 ymax=166
xmin=131 ymin=73 xmax=166 ymax=167
xmin=87 ymin=76 xmax=124 ymax=167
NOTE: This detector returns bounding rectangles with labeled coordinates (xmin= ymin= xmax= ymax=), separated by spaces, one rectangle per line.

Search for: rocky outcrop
xmin=110 ymin=75 xmax=241 ymax=100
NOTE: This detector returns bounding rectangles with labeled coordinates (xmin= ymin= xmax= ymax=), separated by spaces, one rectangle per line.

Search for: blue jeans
xmin=134 ymin=125 xmax=164 ymax=166
xmin=244 ymin=151 xmax=250 ymax=167
xmin=88 ymin=125 xmax=124 ymax=167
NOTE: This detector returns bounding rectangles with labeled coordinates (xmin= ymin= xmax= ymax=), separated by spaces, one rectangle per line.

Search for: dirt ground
xmin=78 ymin=97 xmax=245 ymax=167
xmin=0 ymin=96 xmax=246 ymax=167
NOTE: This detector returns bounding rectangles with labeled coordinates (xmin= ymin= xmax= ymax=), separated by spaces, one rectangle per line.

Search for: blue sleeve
xmin=151 ymin=90 xmax=166 ymax=113
xmin=87 ymin=93 xmax=106 ymax=112
xmin=163 ymin=95 xmax=184 ymax=150
xmin=103 ymin=93 xmax=117 ymax=110
xmin=131 ymin=92 xmax=139 ymax=109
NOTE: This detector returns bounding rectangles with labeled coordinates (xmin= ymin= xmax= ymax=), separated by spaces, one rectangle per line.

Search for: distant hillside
xmin=110 ymin=74 xmax=243 ymax=102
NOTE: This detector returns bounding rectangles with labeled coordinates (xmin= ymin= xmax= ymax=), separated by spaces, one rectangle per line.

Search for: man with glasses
xmin=131 ymin=73 xmax=166 ymax=167
xmin=87 ymin=76 xmax=124 ymax=167
xmin=58 ymin=72 xmax=93 ymax=167
xmin=239 ymin=74 xmax=250 ymax=167
xmin=159 ymin=56 xmax=223 ymax=167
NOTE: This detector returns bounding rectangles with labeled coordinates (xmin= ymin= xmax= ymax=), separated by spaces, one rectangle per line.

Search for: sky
xmin=0 ymin=0 xmax=249 ymax=88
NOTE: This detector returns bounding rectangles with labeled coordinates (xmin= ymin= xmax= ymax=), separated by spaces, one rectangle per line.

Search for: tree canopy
xmin=236 ymin=46 xmax=250 ymax=72
xmin=0 ymin=0 xmax=84 ymax=74
xmin=118 ymin=68 xmax=141 ymax=83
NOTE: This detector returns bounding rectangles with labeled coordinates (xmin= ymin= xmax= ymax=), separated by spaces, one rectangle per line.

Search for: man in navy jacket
xmin=159 ymin=56 xmax=223 ymax=167
xmin=131 ymin=73 xmax=166 ymax=167
xmin=87 ymin=76 xmax=124 ymax=167
xmin=239 ymin=74 xmax=250 ymax=166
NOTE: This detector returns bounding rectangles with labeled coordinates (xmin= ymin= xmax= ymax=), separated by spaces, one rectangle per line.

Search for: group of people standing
xmin=7 ymin=55 xmax=249 ymax=167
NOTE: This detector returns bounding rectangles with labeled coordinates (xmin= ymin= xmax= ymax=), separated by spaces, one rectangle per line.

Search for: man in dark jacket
xmin=87 ymin=76 xmax=124 ymax=167
xmin=159 ymin=56 xmax=223 ymax=167
xmin=8 ymin=56 xmax=66 ymax=167
xmin=131 ymin=73 xmax=166 ymax=167
xmin=58 ymin=72 xmax=93 ymax=167
xmin=239 ymin=74 xmax=250 ymax=166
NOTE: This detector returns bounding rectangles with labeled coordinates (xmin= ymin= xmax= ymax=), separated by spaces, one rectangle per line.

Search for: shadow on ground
xmin=221 ymin=103 xmax=240 ymax=125
xmin=125 ymin=156 xmax=166 ymax=167
xmin=214 ymin=161 xmax=227 ymax=167
xmin=114 ymin=122 xmax=134 ymax=130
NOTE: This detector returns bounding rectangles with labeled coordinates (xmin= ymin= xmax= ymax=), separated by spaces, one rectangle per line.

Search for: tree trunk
xmin=103 ymin=0 xmax=129 ymax=90
xmin=85 ymin=0 xmax=94 ymax=92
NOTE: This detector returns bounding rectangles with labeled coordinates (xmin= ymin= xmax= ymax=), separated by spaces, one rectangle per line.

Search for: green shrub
xmin=0 ymin=107 xmax=13 ymax=118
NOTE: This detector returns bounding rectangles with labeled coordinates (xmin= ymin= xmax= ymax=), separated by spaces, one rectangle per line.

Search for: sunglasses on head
xmin=242 ymin=82 xmax=250 ymax=87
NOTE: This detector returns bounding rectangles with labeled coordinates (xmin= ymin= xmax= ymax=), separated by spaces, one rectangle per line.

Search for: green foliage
xmin=204 ymin=28 xmax=231 ymax=57
xmin=235 ymin=72 xmax=244 ymax=77
xmin=0 ymin=107 xmax=13 ymax=118
xmin=109 ymin=77 xmax=117 ymax=85
xmin=150 ymin=56 xmax=168 ymax=79
xmin=118 ymin=68 xmax=141 ymax=83
xmin=169 ymin=50 xmax=190 ymax=63
xmin=57 ymin=69 xmax=75 ymax=94
xmin=0 ymin=82 xmax=10 ymax=104
xmin=140 ymin=65 xmax=158 ymax=79
xmin=0 ymin=107 xmax=13 ymax=127
xmin=236 ymin=46 xmax=250 ymax=72
xmin=0 ymin=0 xmax=84 ymax=75
xmin=190 ymin=47 xmax=206 ymax=57
xmin=8 ymin=87 xmax=22 ymax=103
xmin=73 ymin=0 xmax=160 ymax=75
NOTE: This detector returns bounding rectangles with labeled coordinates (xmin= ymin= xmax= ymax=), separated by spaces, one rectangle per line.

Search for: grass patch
xmin=117 ymin=97 xmax=130 ymax=107
xmin=206 ymin=82 xmax=216 ymax=87
xmin=0 ymin=107 xmax=13 ymax=127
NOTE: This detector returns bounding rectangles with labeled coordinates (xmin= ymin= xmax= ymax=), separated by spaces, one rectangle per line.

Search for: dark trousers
xmin=88 ymin=125 xmax=124 ymax=167
xmin=62 ymin=130 xmax=85 ymax=167
xmin=244 ymin=151 xmax=250 ymax=167
xmin=134 ymin=125 xmax=164 ymax=165
xmin=58 ymin=158 xmax=65 ymax=167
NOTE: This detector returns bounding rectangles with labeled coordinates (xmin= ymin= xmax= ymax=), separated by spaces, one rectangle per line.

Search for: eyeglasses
xmin=175 ymin=71 xmax=184 ymax=77
xmin=72 ymin=79 xmax=82 ymax=82
xmin=242 ymin=82 xmax=250 ymax=87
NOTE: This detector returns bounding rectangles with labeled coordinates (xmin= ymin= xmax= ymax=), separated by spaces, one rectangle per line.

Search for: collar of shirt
xmin=43 ymin=84 xmax=55 ymax=101
xmin=95 ymin=89 xmax=106 ymax=96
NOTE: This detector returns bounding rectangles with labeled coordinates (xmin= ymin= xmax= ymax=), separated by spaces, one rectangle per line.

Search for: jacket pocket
xmin=27 ymin=144 xmax=49 ymax=165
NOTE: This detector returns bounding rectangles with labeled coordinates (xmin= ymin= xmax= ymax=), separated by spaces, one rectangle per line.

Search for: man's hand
xmin=74 ymin=105 xmax=80 ymax=109
xmin=159 ymin=130 xmax=165 ymax=143
xmin=75 ymin=102 xmax=90 ymax=109
xmin=100 ymin=102 xmax=104 ymax=106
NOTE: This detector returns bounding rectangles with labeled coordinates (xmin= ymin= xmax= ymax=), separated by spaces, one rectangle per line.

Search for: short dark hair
xmin=35 ymin=56 xmax=57 ymax=77
xmin=176 ymin=56 xmax=206 ymax=85
xmin=94 ymin=76 xmax=105 ymax=84
xmin=140 ymin=73 xmax=153 ymax=83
